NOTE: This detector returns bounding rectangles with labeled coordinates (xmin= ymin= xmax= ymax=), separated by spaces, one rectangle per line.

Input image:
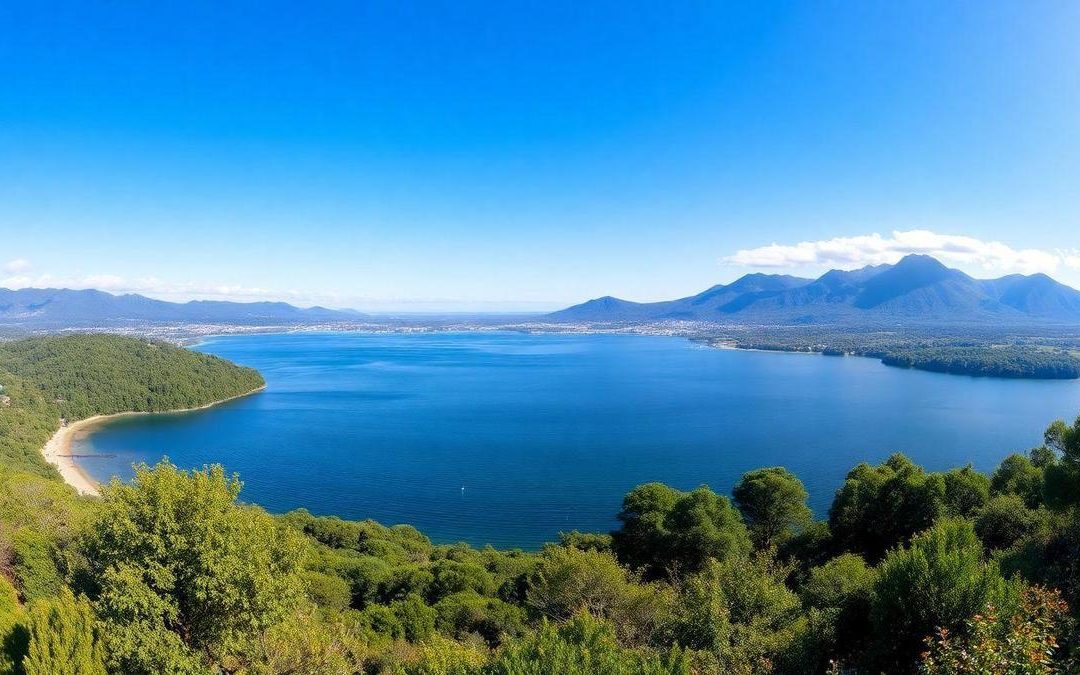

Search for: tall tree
xmin=829 ymin=453 xmax=946 ymax=561
xmin=612 ymin=484 xmax=751 ymax=579
xmin=1043 ymin=416 xmax=1080 ymax=510
xmin=733 ymin=467 xmax=812 ymax=549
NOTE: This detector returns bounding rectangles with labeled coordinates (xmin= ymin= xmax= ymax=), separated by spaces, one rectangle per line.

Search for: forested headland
xmin=0 ymin=334 xmax=264 ymax=476
xmin=1 ymin=334 xmax=1080 ymax=673
xmin=710 ymin=325 xmax=1080 ymax=379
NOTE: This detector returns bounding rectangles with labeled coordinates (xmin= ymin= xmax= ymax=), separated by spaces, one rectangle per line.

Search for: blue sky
xmin=2 ymin=1 xmax=1079 ymax=311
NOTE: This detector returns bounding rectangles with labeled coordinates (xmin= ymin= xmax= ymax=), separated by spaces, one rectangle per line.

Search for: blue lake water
xmin=74 ymin=332 xmax=1080 ymax=549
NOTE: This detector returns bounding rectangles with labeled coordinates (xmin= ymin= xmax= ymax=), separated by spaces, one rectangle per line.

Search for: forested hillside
xmin=1 ymin=335 xmax=1079 ymax=673
xmin=0 ymin=334 xmax=264 ymax=475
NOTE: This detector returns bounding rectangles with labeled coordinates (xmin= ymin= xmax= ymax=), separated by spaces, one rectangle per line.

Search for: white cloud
xmin=1061 ymin=249 xmax=1080 ymax=271
xmin=3 ymin=259 xmax=32 ymax=274
xmin=723 ymin=230 xmax=1066 ymax=276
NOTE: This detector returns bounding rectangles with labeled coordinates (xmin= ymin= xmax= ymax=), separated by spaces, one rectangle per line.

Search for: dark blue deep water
xmin=74 ymin=332 xmax=1080 ymax=549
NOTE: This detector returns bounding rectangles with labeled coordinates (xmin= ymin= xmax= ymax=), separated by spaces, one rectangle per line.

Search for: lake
xmin=73 ymin=331 xmax=1080 ymax=549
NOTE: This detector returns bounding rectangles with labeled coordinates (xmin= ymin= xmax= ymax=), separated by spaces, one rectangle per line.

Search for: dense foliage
xmin=0 ymin=334 xmax=264 ymax=421
xmin=0 ymin=334 xmax=264 ymax=476
xmin=880 ymin=347 xmax=1080 ymax=379
xmin=706 ymin=325 xmax=1080 ymax=379
xmin=83 ymin=463 xmax=305 ymax=673
xmin=1 ymin=334 xmax=1080 ymax=672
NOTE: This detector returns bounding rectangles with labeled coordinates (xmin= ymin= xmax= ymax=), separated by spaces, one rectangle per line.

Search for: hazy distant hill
xmin=0 ymin=287 xmax=360 ymax=327
xmin=549 ymin=255 xmax=1080 ymax=325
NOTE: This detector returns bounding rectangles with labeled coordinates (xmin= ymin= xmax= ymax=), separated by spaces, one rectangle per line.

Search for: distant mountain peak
xmin=895 ymin=253 xmax=949 ymax=267
xmin=725 ymin=272 xmax=812 ymax=291
xmin=548 ymin=255 xmax=1080 ymax=325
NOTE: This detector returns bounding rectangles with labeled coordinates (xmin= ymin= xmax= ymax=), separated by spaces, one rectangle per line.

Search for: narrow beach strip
xmin=41 ymin=385 xmax=266 ymax=497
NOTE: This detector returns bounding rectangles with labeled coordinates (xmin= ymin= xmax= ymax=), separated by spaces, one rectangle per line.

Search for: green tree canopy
xmin=612 ymin=484 xmax=751 ymax=579
xmin=1043 ymin=416 xmax=1080 ymax=510
xmin=990 ymin=453 xmax=1045 ymax=509
xmin=732 ymin=467 xmax=812 ymax=549
xmin=79 ymin=461 xmax=306 ymax=674
xmin=0 ymin=334 xmax=263 ymax=422
xmin=666 ymin=553 xmax=801 ymax=672
xmin=525 ymin=546 xmax=670 ymax=647
xmin=0 ymin=334 xmax=264 ymax=478
xmin=829 ymin=453 xmax=946 ymax=561
xmin=794 ymin=553 xmax=876 ymax=670
xmin=0 ymin=576 xmax=27 ymax=674
xmin=974 ymin=494 xmax=1047 ymax=552
xmin=942 ymin=466 xmax=990 ymax=518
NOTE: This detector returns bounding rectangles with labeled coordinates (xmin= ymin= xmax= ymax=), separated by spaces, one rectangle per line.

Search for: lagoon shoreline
xmin=41 ymin=385 xmax=266 ymax=497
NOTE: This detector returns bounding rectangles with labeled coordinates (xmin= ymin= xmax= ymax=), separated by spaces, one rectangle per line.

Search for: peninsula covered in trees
xmin=0 ymin=334 xmax=264 ymax=476
xmin=0 ymin=334 xmax=1078 ymax=672
xmin=711 ymin=325 xmax=1080 ymax=379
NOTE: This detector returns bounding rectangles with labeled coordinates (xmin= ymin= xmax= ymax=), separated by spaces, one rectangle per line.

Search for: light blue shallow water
xmin=74 ymin=332 xmax=1080 ymax=549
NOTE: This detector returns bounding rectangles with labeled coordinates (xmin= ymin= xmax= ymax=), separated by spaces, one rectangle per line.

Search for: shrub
xmin=869 ymin=519 xmax=1011 ymax=671
xmin=921 ymin=586 xmax=1073 ymax=674
xmin=429 ymin=560 xmax=496 ymax=603
xmin=558 ymin=531 xmax=612 ymax=553
xmin=666 ymin=553 xmax=800 ymax=671
xmin=486 ymin=612 xmax=689 ymax=675
xmin=0 ymin=576 xmax=28 ymax=674
xmin=80 ymin=462 xmax=306 ymax=673
xmin=795 ymin=554 xmax=875 ymax=668
xmin=23 ymin=588 xmax=106 ymax=675
xmin=526 ymin=546 xmax=671 ymax=646
xmin=12 ymin=529 xmax=62 ymax=604
xmin=435 ymin=591 xmax=525 ymax=646
xmin=942 ymin=466 xmax=990 ymax=518
xmin=304 ymin=571 xmax=353 ymax=611
xmin=357 ymin=604 xmax=404 ymax=641
xmin=975 ymin=495 xmax=1047 ymax=552
xmin=392 ymin=594 xmax=437 ymax=643
xmin=332 ymin=555 xmax=392 ymax=608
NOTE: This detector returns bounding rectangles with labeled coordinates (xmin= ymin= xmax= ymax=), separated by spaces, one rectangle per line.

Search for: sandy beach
xmin=40 ymin=385 xmax=266 ymax=497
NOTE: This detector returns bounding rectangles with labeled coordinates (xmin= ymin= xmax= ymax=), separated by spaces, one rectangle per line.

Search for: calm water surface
xmin=74 ymin=332 xmax=1080 ymax=548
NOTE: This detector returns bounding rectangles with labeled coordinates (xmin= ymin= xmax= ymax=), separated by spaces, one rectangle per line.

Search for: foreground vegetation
xmin=2 ymin=334 xmax=1080 ymax=673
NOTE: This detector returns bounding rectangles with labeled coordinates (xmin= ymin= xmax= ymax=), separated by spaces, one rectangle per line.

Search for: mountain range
xmin=548 ymin=255 xmax=1080 ymax=325
xmin=0 ymin=288 xmax=361 ymax=327
xmin=5 ymin=255 xmax=1080 ymax=329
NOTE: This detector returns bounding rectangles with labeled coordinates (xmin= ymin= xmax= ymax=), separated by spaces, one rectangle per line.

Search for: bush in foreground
xmin=78 ymin=462 xmax=307 ymax=673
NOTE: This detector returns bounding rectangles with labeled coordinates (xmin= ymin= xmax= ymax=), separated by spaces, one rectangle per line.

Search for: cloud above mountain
xmin=723 ymin=230 xmax=1078 ymax=276
xmin=2 ymin=259 xmax=33 ymax=274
